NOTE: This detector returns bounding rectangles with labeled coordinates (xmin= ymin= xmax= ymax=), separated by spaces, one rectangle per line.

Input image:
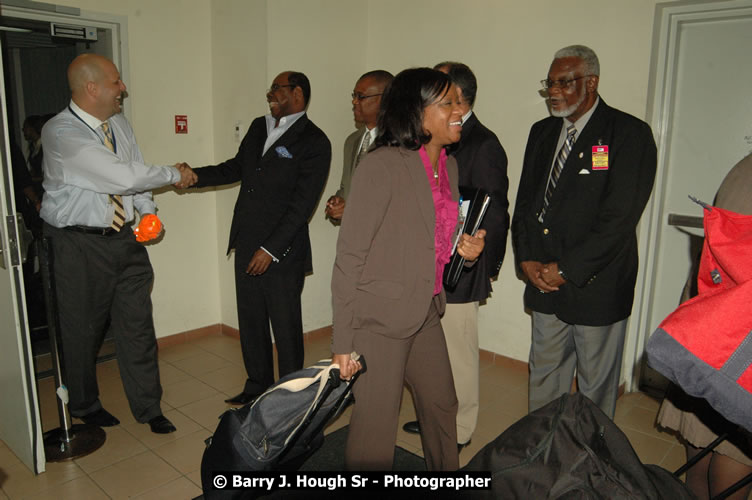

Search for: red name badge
xmin=592 ymin=145 xmax=609 ymax=170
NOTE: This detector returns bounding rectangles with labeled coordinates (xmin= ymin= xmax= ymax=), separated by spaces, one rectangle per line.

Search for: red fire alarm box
xmin=175 ymin=115 xmax=188 ymax=134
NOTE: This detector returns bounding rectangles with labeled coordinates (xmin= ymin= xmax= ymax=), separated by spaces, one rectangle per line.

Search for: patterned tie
xmin=354 ymin=130 xmax=371 ymax=168
xmin=539 ymin=125 xmax=576 ymax=223
xmin=102 ymin=122 xmax=125 ymax=231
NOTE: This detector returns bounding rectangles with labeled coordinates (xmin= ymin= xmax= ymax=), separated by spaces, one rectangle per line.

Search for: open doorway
xmin=0 ymin=2 xmax=127 ymax=473
xmin=0 ymin=13 xmax=117 ymax=378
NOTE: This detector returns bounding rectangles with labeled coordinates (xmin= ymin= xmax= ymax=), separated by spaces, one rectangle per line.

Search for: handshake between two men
xmin=174 ymin=162 xmax=198 ymax=189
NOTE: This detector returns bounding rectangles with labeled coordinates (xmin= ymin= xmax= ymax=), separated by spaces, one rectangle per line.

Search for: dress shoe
xmin=458 ymin=439 xmax=471 ymax=452
xmin=148 ymin=415 xmax=176 ymax=434
xmin=80 ymin=408 xmax=120 ymax=427
xmin=225 ymin=392 xmax=259 ymax=405
xmin=402 ymin=420 xmax=421 ymax=435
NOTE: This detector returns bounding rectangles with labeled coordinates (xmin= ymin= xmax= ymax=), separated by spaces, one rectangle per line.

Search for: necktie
xmin=102 ymin=122 xmax=125 ymax=231
xmin=355 ymin=130 xmax=371 ymax=168
xmin=539 ymin=125 xmax=576 ymax=223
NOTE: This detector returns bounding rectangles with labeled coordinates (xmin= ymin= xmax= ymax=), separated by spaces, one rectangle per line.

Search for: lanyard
xmin=68 ymin=106 xmax=118 ymax=154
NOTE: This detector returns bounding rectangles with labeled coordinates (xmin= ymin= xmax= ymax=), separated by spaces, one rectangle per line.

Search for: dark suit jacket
xmin=193 ymin=114 xmax=331 ymax=273
xmin=445 ymin=113 xmax=509 ymax=303
xmin=512 ymin=99 xmax=657 ymax=326
xmin=331 ymin=146 xmax=459 ymax=354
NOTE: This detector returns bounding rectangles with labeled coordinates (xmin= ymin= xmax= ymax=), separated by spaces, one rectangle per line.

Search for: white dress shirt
xmin=263 ymin=111 xmax=305 ymax=155
xmin=40 ymin=101 xmax=181 ymax=228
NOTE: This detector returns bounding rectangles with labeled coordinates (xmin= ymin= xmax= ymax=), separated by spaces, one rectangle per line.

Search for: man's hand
xmin=325 ymin=195 xmax=345 ymax=220
xmin=520 ymin=260 xmax=559 ymax=293
xmin=246 ymin=249 xmax=273 ymax=276
xmin=541 ymin=261 xmax=566 ymax=288
xmin=174 ymin=162 xmax=197 ymax=188
xmin=332 ymin=353 xmax=362 ymax=380
xmin=457 ymin=229 xmax=487 ymax=262
xmin=133 ymin=214 xmax=163 ymax=242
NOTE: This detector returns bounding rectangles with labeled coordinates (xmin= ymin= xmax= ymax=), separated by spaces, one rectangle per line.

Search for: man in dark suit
xmin=191 ymin=71 xmax=331 ymax=404
xmin=325 ymin=70 xmax=393 ymax=222
xmin=512 ymin=45 xmax=656 ymax=418
xmin=403 ymin=62 xmax=508 ymax=449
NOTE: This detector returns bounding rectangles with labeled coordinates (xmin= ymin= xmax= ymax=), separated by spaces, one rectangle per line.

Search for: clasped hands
xmin=173 ymin=162 xmax=197 ymax=189
xmin=325 ymin=195 xmax=345 ymax=220
xmin=521 ymin=260 xmax=566 ymax=293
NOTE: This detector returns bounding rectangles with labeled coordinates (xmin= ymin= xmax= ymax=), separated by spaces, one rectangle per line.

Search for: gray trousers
xmin=528 ymin=311 xmax=627 ymax=418
xmin=44 ymin=223 xmax=163 ymax=423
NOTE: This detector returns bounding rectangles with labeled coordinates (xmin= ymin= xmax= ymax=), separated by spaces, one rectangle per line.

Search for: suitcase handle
xmin=330 ymin=354 xmax=367 ymax=388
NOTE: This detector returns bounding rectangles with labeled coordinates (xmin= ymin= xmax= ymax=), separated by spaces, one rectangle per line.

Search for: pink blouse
xmin=419 ymin=146 xmax=458 ymax=295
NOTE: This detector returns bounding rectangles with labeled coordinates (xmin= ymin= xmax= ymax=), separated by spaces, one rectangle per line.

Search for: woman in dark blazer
xmin=331 ymin=68 xmax=486 ymax=471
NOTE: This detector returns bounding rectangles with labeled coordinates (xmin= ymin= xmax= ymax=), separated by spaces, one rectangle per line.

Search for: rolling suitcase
xmin=200 ymin=356 xmax=365 ymax=499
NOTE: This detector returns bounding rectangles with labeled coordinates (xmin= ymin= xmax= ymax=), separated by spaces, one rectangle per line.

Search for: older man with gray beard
xmin=511 ymin=45 xmax=657 ymax=418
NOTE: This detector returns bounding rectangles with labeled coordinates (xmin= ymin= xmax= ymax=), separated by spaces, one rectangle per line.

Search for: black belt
xmin=64 ymin=225 xmax=118 ymax=236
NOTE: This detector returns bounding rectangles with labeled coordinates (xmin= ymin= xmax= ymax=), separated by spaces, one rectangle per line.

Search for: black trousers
xmin=44 ymin=223 xmax=163 ymax=423
xmin=234 ymin=254 xmax=305 ymax=395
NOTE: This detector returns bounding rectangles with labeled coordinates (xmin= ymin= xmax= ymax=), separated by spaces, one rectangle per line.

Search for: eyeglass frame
xmin=540 ymin=75 xmax=593 ymax=90
xmin=351 ymin=92 xmax=383 ymax=101
xmin=268 ymin=83 xmax=296 ymax=93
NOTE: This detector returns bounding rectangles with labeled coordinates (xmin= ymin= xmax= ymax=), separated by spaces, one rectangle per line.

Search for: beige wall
xmin=209 ymin=0 xmax=268 ymax=328
xmin=30 ymin=0 xmax=667 ymax=363
xmin=363 ymin=0 xmax=665 ymax=360
xmin=48 ymin=0 xmax=221 ymax=336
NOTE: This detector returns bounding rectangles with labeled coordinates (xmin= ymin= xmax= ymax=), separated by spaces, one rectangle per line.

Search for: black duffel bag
xmin=461 ymin=393 xmax=692 ymax=499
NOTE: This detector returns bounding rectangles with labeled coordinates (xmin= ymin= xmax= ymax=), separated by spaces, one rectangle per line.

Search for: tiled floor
xmin=0 ymin=330 xmax=688 ymax=499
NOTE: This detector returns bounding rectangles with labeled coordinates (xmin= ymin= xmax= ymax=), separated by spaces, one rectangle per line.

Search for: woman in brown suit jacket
xmin=331 ymin=68 xmax=486 ymax=470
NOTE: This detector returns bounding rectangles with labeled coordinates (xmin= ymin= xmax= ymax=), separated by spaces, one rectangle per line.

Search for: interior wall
xmin=265 ymin=0 xmax=368 ymax=331
xmin=209 ymin=0 xmax=268 ymax=329
xmin=48 ymin=0 xmax=222 ymax=336
xmin=27 ymin=0 xmax=669 ymax=366
xmin=362 ymin=0 xmax=667 ymax=361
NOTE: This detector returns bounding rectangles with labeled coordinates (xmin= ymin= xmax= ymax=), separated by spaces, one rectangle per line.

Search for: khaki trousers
xmin=441 ymin=301 xmax=480 ymax=444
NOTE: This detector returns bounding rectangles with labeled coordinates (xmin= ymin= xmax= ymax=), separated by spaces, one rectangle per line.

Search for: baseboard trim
xmin=156 ymin=323 xmax=626 ymax=397
xmin=156 ymin=323 xmax=332 ymax=348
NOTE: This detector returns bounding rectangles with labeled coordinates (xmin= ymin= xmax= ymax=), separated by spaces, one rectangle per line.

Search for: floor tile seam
xmin=617 ymin=425 xmax=680 ymax=445
xmin=172 ymin=404 xmax=226 ymax=433
xmin=22 ymin=474 xmax=112 ymax=500
xmin=93 ymin=448 xmax=183 ymax=488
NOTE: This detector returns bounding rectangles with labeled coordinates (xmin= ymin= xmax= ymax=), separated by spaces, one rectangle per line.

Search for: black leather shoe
xmin=458 ymin=439 xmax=471 ymax=452
xmin=402 ymin=420 xmax=421 ymax=435
xmin=148 ymin=415 xmax=176 ymax=434
xmin=80 ymin=408 xmax=120 ymax=427
xmin=225 ymin=392 xmax=259 ymax=405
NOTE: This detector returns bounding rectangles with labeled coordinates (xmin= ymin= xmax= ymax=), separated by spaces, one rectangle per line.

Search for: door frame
xmin=0 ymin=1 xmax=129 ymax=474
xmin=624 ymin=0 xmax=752 ymax=392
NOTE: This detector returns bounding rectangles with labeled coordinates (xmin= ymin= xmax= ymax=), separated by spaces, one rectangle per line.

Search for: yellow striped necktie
xmin=101 ymin=122 xmax=125 ymax=231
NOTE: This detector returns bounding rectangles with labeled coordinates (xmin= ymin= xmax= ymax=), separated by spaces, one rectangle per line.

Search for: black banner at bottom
xmin=209 ymin=471 xmax=491 ymax=493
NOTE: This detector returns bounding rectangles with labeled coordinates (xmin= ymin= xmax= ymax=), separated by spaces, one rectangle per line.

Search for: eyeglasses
xmin=268 ymin=84 xmax=296 ymax=93
xmin=540 ymin=75 xmax=591 ymax=90
xmin=352 ymin=92 xmax=383 ymax=101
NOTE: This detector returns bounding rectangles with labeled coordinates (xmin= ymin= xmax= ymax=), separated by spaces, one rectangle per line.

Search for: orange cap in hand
xmin=134 ymin=214 xmax=163 ymax=242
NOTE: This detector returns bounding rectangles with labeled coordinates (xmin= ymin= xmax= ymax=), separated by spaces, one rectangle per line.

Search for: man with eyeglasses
xmin=325 ymin=70 xmax=393 ymax=222
xmin=512 ymin=45 xmax=657 ymax=419
xmin=187 ymin=71 xmax=331 ymax=405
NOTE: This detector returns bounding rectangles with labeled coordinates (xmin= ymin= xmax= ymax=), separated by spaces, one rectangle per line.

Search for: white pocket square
xmin=578 ymin=169 xmax=590 ymax=175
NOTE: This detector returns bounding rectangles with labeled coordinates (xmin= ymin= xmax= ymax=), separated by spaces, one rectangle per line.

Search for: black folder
xmin=444 ymin=186 xmax=491 ymax=290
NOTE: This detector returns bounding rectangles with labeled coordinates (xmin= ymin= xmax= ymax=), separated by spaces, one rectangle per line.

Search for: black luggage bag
xmin=200 ymin=357 xmax=365 ymax=499
xmin=461 ymin=393 xmax=693 ymax=499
